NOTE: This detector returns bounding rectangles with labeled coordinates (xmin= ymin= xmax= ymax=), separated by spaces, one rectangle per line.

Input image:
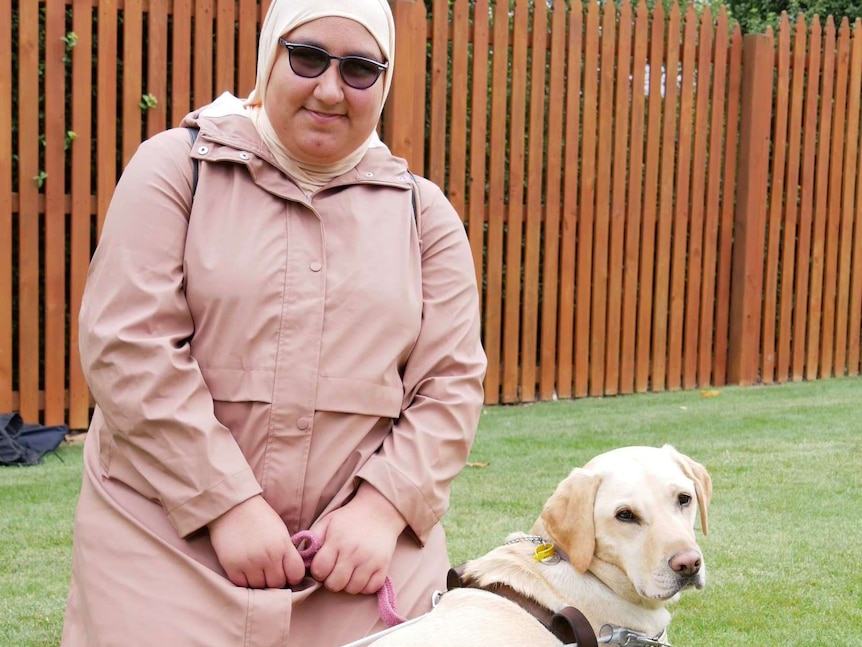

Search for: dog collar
xmin=503 ymin=534 xmax=547 ymax=546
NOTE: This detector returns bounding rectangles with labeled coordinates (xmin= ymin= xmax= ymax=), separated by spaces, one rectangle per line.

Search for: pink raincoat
xmin=61 ymin=101 xmax=486 ymax=647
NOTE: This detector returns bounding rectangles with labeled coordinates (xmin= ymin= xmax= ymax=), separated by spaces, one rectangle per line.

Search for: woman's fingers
xmin=309 ymin=542 xmax=336 ymax=583
xmin=345 ymin=563 xmax=384 ymax=595
xmin=283 ymin=545 xmax=307 ymax=586
xmin=263 ymin=562 xmax=288 ymax=589
xmin=314 ymin=546 xmax=382 ymax=594
xmin=360 ymin=570 xmax=386 ymax=596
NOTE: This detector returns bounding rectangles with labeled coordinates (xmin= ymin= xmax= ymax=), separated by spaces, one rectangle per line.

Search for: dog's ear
xmin=664 ymin=445 xmax=712 ymax=535
xmin=537 ymin=469 xmax=601 ymax=573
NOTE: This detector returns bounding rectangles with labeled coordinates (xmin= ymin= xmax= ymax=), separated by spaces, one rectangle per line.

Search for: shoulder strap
xmin=446 ymin=565 xmax=598 ymax=647
xmin=187 ymin=127 xmax=200 ymax=196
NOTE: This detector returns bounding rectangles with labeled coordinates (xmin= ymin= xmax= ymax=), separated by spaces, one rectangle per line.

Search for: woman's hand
xmin=309 ymin=483 xmax=407 ymax=595
xmin=208 ymin=495 xmax=306 ymax=589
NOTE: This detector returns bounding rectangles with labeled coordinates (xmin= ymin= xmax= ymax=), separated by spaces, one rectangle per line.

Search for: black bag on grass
xmin=0 ymin=412 xmax=68 ymax=466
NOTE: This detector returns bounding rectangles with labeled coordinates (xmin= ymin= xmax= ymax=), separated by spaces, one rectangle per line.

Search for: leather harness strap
xmin=552 ymin=607 xmax=599 ymax=647
xmin=447 ymin=567 xmax=598 ymax=647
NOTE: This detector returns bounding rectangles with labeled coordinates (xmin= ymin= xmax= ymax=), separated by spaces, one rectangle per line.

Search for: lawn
xmin=2 ymin=377 xmax=861 ymax=646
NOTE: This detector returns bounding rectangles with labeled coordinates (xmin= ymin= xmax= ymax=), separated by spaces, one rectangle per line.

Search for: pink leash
xmin=292 ymin=530 xmax=407 ymax=627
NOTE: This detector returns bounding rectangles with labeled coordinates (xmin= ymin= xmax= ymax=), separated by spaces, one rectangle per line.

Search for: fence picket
xmin=0 ymin=0 xmax=11 ymax=412
xmin=653 ymin=4 xmax=682 ymax=391
xmin=69 ymin=0 xmax=93 ymax=429
xmin=698 ymin=8 xmax=729 ymax=387
xmin=467 ymin=0 xmax=489 ymax=325
xmin=636 ymin=1 xmax=664 ymax=393
xmin=448 ymin=0 xmax=469 ymax=222
xmin=237 ymin=0 xmax=258 ymax=97
xmin=763 ymin=17 xmax=790 ymax=385
xmin=668 ymin=5 xmax=697 ymax=391
xmin=17 ymin=0 xmax=41 ymax=420
xmin=835 ymin=19 xmax=858 ymax=376
xmin=848 ymin=22 xmax=862 ymax=376
xmin=821 ymin=18 xmax=849 ymax=377
xmin=540 ymin=0 xmax=568 ymax=401
xmin=557 ymin=0 xmax=583 ymax=400
xmin=501 ymin=0 xmax=529 ymax=403
xmin=96 ymin=0 xmax=117 ymax=236
xmin=713 ymin=25 xmax=743 ymax=387
xmin=520 ymin=0 xmax=548 ymax=403
xmin=793 ymin=17 xmax=819 ymax=381
xmin=576 ymin=0 xmax=599 ymax=398
xmin=147 ymin=0 xmax=168 ymax=137
xmin=427 ymin=0 xmax=447 ymax=190
xmin=122 ymin=0 xmax=143 ymax=166
xmin=483 ymin=0 xmax=510 ymax=405
xmin=194 ymin=0 xmax=214 ymax=110
xmin=683 ymin=6 xmax=711 ymax=390
xmin=620 ymin=0 xmax=648 ymax=396
xmin=605 ymin=0 xmax=631 ymax=396
xmin=589 ymin=0 xmax=615 ymax=396
xmin=171 ymin=0 xmax=193 ymax=125
xmin=807 ymin=18 xmax=836 ymax=380
xmin=44 ymin=0 xmax=67 ymax=425
xmin=216 ymin=0 xmax=236 ymax=97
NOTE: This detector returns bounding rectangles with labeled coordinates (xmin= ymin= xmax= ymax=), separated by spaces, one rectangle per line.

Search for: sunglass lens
xmin=289 ymin=46 xmax=329 ymax=77
xmin=341 ymin=59 xmax=382 ymax=89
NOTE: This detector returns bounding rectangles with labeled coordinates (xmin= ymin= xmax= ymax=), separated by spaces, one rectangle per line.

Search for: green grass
xmin=0 ymin=442 xmax=82 ymax=647
xmin=2 ymin=377 xmax=861 ymax=646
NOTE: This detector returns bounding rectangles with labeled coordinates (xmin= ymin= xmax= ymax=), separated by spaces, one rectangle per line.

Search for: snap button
xmin=296 ymin=417 xmax=310 ymax=430
xmin=364 ymin=172 xmax=374 ymax=178
xmin=309 ymin=261 xmax=322 ymax=272
xmin=196 ymin=145 xmax=209 ymax=155
xmin=239 ymin=152 xmax=251 ymax=160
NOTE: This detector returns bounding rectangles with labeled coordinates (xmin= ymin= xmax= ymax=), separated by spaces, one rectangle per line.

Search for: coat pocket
xmin=200 ymin=367 xmax=275 ymax=403
xmin=315 ymin=375 xmax=402 ymax=418
xmin=200 ymin=367 xmax=274 ymax=462
xmin=242 ymin=587 xmax=293 ymax=647
xmin=230 ymin=580 xmax=321 ymax=647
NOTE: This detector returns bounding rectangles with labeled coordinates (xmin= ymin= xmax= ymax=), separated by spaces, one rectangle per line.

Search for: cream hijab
xmin=245 ymin=0 xmax=396 ymax=194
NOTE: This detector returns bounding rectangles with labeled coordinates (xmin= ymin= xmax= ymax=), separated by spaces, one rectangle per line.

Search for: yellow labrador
xmin=369 ymin=445 xmax=711 ymax=647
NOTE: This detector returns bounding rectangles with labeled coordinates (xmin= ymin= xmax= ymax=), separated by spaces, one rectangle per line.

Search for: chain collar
xmin=503 ymin=534 xmax=548 ymax=545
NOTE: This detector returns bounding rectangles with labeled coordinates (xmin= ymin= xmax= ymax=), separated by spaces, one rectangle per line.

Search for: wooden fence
xmin=2 ymin=0 xmax=861 ymax=427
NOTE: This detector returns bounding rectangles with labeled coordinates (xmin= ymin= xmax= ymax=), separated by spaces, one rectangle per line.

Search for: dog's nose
xmin=669 ymin=550 xmax=702 ymax=577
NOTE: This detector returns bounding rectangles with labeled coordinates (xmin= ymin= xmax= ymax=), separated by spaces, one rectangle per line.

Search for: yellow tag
xmin=534 ymin=543 xmax=556 ymax=562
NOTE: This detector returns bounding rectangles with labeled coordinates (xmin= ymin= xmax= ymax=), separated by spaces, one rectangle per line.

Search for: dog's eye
xmin=615 ymin=509 xmax=638 ymax=523
xmin=678 ymin=493 xmax=692 ymax=507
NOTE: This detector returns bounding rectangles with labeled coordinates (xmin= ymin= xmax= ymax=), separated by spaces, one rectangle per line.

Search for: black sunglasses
xmin=278 ymin=39 xmax=388 ymax=90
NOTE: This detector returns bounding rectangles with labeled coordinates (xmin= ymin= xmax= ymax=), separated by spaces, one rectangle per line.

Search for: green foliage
xmin=139 ymin=93 xmax=159 ymax=112
xmin=32 ymin=171 xmax=48 ymax=189
xmin=61 ymin=31 xmax=77 ymax=64
xmin=721 ymin=0 xmax=862 ymax=32
xmin=420 ymin=0 xmax=859 ymax=34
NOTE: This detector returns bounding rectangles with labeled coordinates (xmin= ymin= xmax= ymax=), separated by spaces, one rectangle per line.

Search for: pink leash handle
xmin=292 ymin=530 xmax=406 ymax=627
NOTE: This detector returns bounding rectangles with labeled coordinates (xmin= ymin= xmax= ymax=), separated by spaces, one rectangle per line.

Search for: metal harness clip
xmin=598 ymin=625 xmax=673 ymax=647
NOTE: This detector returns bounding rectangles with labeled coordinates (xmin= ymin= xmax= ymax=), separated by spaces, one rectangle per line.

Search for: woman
xmin=60 ymin=0 xmax=486 ymax=645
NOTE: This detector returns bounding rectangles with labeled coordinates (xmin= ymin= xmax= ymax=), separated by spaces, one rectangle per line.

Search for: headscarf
xmin=244 ymin=0 xmax=396 ymax=193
